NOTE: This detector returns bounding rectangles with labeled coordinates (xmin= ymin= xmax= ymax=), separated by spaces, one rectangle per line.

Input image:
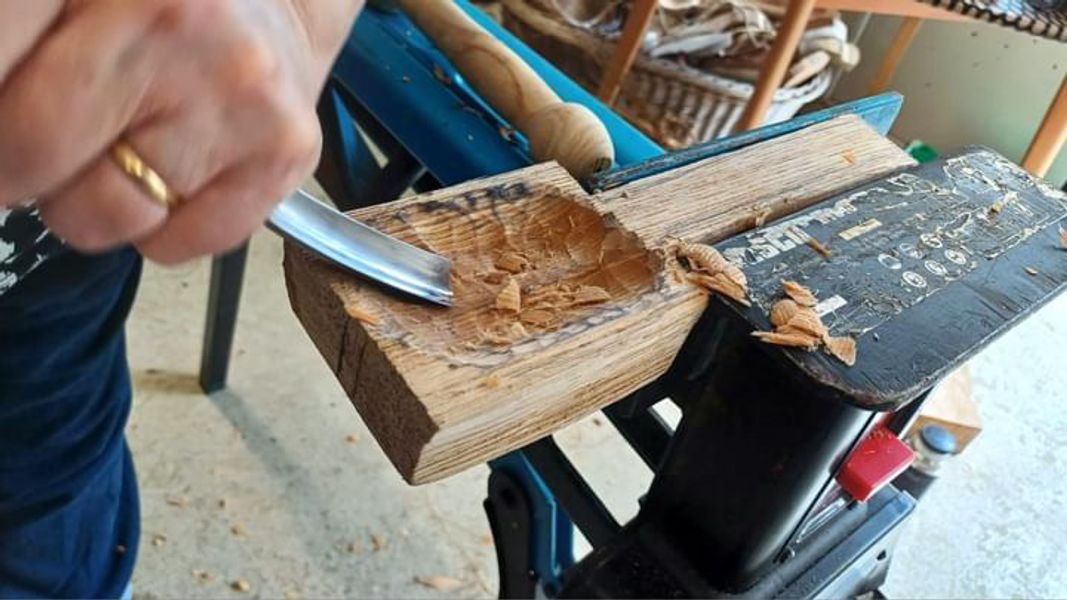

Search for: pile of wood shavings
xmin=752 ymin=280 xmax=856 ymax=366
xmin=475 ymin=246 xmax=614 ymax=346
xmin=676 ymin=241 xmax=749 ymax=306
xmin=489 ymin=278 xmax=613 ymax=336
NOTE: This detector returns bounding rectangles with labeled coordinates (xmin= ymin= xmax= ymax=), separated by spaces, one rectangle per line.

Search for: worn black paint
xmin=715 ymin=147 xmax=1067 ymax=411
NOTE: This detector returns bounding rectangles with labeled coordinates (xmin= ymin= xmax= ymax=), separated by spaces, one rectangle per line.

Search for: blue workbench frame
xmin=196 ymin=2 xmax=903 ymax=593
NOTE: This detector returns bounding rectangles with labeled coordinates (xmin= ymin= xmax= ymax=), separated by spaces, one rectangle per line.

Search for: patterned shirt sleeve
xmin=0 ymin=207 xmax=64 ymax=298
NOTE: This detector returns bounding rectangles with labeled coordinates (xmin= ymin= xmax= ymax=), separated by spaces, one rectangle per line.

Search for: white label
xmin=814 ymin=294 xmax=848 ymax=317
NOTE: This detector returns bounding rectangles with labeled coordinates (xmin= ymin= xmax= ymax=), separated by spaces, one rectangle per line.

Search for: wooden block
xmin=285 ymin=115 xmax=916 ymax=484
xmin=909 ymin=368 xmax=982 ymax=452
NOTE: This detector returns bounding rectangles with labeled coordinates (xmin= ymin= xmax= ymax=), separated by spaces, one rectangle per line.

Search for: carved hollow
xmin=353 ymin=189 xmax=657 ymax=366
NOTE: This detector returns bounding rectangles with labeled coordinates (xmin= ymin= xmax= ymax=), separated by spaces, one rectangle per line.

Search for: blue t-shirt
xmin=0 ymin=208 xmax=140 ymax=598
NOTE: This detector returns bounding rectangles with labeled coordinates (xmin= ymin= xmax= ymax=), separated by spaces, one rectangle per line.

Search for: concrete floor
xmin=125 ymin=230 xmax=1067 ymax=599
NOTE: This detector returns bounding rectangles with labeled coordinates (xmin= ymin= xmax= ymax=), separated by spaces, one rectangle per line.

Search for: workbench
xmin=199 ymin=2 xmax=1067 ymax=596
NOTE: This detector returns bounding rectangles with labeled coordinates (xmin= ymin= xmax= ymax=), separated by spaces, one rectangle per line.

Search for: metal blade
xmin=268 ymin=189 xmax=454 ymax=306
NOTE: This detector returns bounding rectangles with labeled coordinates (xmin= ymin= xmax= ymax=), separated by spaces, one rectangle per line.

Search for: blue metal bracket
xmin=489 ymin=452 xmax=575 ymax=595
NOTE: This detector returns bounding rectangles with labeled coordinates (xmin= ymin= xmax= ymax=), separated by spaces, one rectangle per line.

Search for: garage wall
xmin=830 ymin=14 xmax=1067 ymax=186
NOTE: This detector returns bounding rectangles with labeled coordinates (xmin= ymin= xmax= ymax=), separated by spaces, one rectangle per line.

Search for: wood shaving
xmin=824 ymin=336 xmax=857 ymax=366
xmin=499 ymin=126 xmax=516 ymax=143
xmin=1025 ymin=267 xmax=1039 ymax=276
xmin=755 ymin=281 xmax=856 ymax=366
xmin=778 ymin=310 xmax=827 ymax=338
xmin=414 ymin=575 xmax=464 ymax=591
xmin=570 ymin=285 xmax=612 ymax=305
xmin=494 ymin=252 xmax=530 ymax=273
xmin=165 ymin=495 xmax=189 ymax=508
xmin=525 ymin=285 xmax=571 ymax=308
xmin=989 ymin=191 xmax=1017 ymax=216
xmin=769 ymin=299 xmax=800 ymax=327
xmin=230 ymin=523 xmax=246 ymax=536
xmin=708 ymin=272 xmax=751 ymax=306
xmin=152 ymin=534 xmax=167 ymax=547
xmin=192 ymin=570 xmax=213 ymax=583
xmin=720 ymin=263 xmax=748 ymax=288
xmin=752 ymin=205 xmax=772 ymax=227
xmin=678 ymin=242 xmax=728 ymax=274
xmin=806 ymin=237 xmax=832 ymax=258
xmin=494 ymin=278 xmax=522 ymax=313
xmin=482 ymin=271 xmax=508 ymax=285
xmin=345 ymin=433 xmax=359 ymax=444
xmin=344 ymin=304 xmax=379 ymax=326
xmin=752 ymin=331 xmax=820 ymax=349
xmin=677 ymin=240 xmax=750 ymax=305
xmin=686 ymin=272 xmax=751 ymax=306
xmin=371 ymin=534 xmax=386 ymax=552
xmin=231 ymin=579 xmax=251 ymax=593
xmin=1060 ymin=226 xmax=1066 ymax=248
xmin=782 ymin=280 xmax=817 ymax=307
xmin=520 ymin=309 xmax=558 ymax=328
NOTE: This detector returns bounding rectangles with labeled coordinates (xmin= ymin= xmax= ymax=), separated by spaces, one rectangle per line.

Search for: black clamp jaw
xmin=559 ymin=148 xmax=1067 ymax=598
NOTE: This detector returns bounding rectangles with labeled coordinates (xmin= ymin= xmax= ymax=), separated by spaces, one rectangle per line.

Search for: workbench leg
xmin=1022 ymin=76 xmax=1067 ymax=177
xmin=867 ymin=16 xmax=922 ymax=95
xmin=736 ymin=0 xmax=817 ymax=132
xmin=597 ymin=0 xmax=658 ymax=105
xmin=316 ymin=84 xmax=381 ymax=210
xmin=198 ymin=243 xmax=249 ymax=394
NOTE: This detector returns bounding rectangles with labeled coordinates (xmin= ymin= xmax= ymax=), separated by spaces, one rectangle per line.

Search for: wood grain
xmin=736 ymin=0 xmax=817 ymax=132
xmin=596 ymin=0 xmax=657 ymax=105
xmin=594 ymin=115 xmax=916 ymax=244
xmin=397 ymin=0 xmax=614 ymax=178
xmin=1022 ymin=76 xmax=1067 ymax=177
xmin=285 ymin=115 xmax=915 ymax=484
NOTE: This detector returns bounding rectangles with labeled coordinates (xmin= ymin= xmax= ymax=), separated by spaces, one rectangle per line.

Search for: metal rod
xmin=523 ymin=438 xmax=621 ymax=549
xmin=198 ymin=243 xmax=250 ymax=393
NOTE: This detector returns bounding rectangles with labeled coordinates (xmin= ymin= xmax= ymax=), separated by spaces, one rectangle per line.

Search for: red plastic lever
xmin=837 ymin=426 xmax=915 ymax=502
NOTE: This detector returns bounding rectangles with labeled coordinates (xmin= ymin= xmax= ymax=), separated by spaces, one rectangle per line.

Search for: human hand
xmin=0 ymin=0 xmax=363 ymax=263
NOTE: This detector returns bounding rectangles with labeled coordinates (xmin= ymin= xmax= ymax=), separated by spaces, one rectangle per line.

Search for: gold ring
xmin=109 ymin=141 xmax=181 ymax=208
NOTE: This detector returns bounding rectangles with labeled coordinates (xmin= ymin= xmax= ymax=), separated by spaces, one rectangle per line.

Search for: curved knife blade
xmin=268 ymin=189 xmax=454 ymax=306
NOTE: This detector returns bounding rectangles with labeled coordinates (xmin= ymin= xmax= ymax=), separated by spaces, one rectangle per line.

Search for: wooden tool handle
xmin=397 ymin=0 xmax=615 ymax=178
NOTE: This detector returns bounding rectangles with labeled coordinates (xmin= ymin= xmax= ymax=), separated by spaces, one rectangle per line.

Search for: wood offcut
xmin=284 ymin=115 xmax=915 ymax=483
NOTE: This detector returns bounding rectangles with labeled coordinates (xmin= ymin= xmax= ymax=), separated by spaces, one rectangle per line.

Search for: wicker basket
xmin=500 ymin=0 xmax=833 ymax=148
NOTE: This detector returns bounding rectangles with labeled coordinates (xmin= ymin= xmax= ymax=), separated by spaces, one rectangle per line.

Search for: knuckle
xmin=150 ymin=0 xmax=231 ymax=34
xmin=222 ymin=38 xmax=281 ymax=100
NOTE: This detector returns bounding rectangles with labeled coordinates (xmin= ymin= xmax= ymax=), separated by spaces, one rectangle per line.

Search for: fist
xmin=0 ymin=0 xmax=363 ymax=263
